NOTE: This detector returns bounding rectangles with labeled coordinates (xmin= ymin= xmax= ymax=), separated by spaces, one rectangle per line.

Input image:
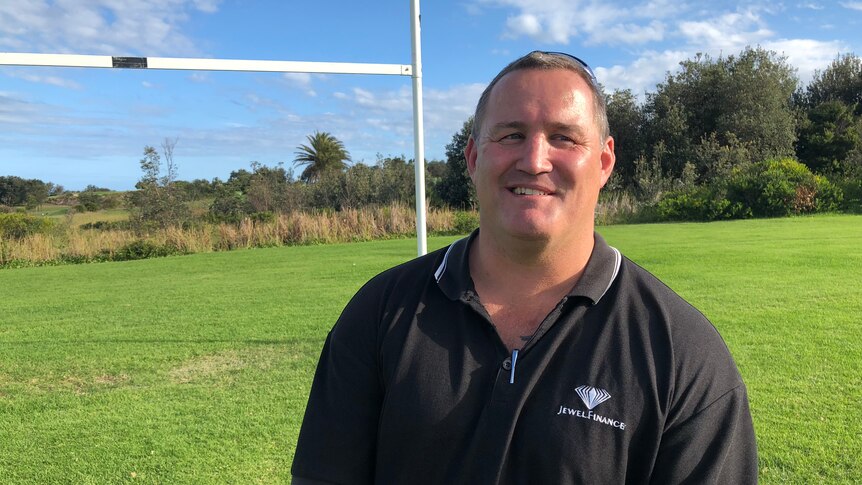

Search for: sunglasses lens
xmin=539 ymin=51 xmax=598 ymax=86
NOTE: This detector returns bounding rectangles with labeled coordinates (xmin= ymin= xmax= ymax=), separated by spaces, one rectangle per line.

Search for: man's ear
xmin=465 ymin=136 xmax=478 ymax=179
xmin=599 ymin=136 xmax=616 ymax=188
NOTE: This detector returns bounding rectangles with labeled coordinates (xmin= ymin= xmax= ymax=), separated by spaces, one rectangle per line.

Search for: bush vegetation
xmin=656 ymin=159 xmax=844 ymax=221
xmin=0 ymin=213 xmax=55 ymax=239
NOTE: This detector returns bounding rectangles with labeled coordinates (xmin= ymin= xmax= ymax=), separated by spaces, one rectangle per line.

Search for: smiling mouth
xmin=511 ymin=187 xmax=550 ymax=196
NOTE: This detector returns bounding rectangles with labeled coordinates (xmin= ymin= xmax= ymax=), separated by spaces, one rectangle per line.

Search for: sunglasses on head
xmin=534 ymin=51 xmax=599 ymax=86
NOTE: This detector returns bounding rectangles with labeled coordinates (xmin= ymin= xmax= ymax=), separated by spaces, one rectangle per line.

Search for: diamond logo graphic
xmin=575 ymin=385 xmax=611 ymax=410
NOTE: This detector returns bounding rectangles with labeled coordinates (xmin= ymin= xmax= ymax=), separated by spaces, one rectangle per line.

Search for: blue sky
xmin=1 ymin=0 xmax=860 ymax=190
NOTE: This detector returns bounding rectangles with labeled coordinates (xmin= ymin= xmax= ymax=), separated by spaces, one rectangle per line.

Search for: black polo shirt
xmin=292 ymin=233 xmax=757 ymax=484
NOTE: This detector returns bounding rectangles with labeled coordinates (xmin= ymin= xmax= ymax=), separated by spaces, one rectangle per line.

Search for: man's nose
xmin=516 ymin=135 xmax=553 ymax=174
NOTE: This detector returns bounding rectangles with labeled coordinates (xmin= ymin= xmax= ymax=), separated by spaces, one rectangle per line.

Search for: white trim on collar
xmin=594 ymin=246 xmax=622 ymax=305
xmin=434 ymin=241 xmax=458 ymax=282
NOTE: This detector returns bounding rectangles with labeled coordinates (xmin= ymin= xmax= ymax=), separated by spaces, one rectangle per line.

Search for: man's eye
xmin=497 ymin=133 xmax=523 ymax=144
xmin=551 ymin=134 xmax=576 ymax=144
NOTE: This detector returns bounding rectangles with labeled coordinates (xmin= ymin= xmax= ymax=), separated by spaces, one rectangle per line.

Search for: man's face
xmin=465 ymin=68 xmax=615 ymax=245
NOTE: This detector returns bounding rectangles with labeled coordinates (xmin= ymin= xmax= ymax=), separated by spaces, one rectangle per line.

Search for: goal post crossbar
xmin=0 ymin=52 xmax=413 ymax=76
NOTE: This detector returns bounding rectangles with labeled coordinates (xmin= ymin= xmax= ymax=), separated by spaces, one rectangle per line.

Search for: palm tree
xmin=294 ymin=131 xmax=351 ymax=182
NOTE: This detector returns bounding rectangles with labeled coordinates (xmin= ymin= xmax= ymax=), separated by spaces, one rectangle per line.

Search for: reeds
xmin=0 ymin=204 xmax=474 ymax=267
xmin=596 ymin=192 xmax=648 ymax=225
xmin=0 ymin=198 xmax=661 ymax=267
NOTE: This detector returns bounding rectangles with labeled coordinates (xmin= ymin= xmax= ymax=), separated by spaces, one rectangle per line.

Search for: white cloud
xmin=349 ymin=86 xmax=413 ymax=112
xmin=424 ymin=83 xmax=487 ymax=135
xmin=463 ymin=2 xmax=485 ymax=15
xmin=320 ymin=82 xmax=485 ymax=160
xmin=336 ymin=83 xmax=484 ymax=130
xmin=188 ymin=72 xmax=211 ymax=83
xmin=799 ymin=2 xmax=824 ymax=9
xmin=595 ymin=49 xmax=690 ymax=97
xmin=840 ymin=2 xmax=862 ymax=11
xmin=481 ymin=0 xmax=670 ymax=45
xmin=4 ymin=70 xmax=82 ymax=89
xmin=193 ymin=0 xmax=220 ymax=13
xmin=587 ymin=21 xmax=665 ymax=46
xmin=639 ymin=0 xmax=692 ymax=19
xmin=0 ymin=0 xmax=221 ymax=56
xmin=0 ymin=90 xmax=123 ymax=140
xmin=0 ymin=92 xmax=42 ymax=125
xmin=283 ymin=72 xmax=313 ymax=86
xmin=239 ymin=93 xmax=296 ymax=115
xmin=678 ymin=11 xmax=773 ymax=52
xmin=593 ymin=37 xmax=848 ymax=99
xmin=505 ymin=14 xmax=544 ymax=39
xmin=282 ymin=72 xmax=322 ymax=97
xmin=763 ymin=38 xmax=849 ymax=84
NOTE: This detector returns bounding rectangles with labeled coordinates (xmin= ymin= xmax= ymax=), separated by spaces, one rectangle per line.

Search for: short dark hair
xmin=471 ymin=51 xmax=609 ymax=142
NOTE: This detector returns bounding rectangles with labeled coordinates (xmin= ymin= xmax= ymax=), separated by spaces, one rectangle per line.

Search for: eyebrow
xmin=487 ymin=121 xmax=527 ymax=133
xmin=487 ymin=121 xmax=589 ymax=139
xmin=547 ymin=122 xmax=588 ymax=139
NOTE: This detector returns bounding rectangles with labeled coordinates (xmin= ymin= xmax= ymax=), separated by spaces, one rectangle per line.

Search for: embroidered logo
xmin=575 ymin=385 xmax=611 ymax=410
xmin=556 ymin=384 xmax=627 ymax=431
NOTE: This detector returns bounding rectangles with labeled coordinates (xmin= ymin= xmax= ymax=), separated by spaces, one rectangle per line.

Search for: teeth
xmin=513 ymin=187 xmax=548 ymax=196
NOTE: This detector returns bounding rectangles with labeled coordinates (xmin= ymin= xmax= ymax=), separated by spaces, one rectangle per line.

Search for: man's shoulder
xmin=375 ymin=244 xmax=448 ymax=280
xmin=329 ymin=244 xmax=453 ymax=345
xmin=354 ymin=244 xmax=450 ymax=299
xmin=615 ymin=255 xmax=711 ymax=325
xmin=612 ymin=254 xmax=737 ymax=364
xmin=613 ymin=253 xmax=744 ymax=388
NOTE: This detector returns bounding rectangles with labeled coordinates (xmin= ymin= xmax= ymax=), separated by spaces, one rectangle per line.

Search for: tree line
xmin=0 ymin=177 xmax=63 ymax=208
xmin=3 ymin=46 xmax=861 ymax=226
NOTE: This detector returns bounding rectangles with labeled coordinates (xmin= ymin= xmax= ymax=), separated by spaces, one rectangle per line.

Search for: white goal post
xmin=0 ymin=0 xmax=429 ymax=256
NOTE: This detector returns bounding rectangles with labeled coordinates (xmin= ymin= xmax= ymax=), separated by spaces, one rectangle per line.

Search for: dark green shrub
xmin=834 ymin=177 xmax=862 ymax=212
xmin=727 ymin=158 xmax=820 ymax=217
xmin=80 ymin=220 xmax=133 ymax=231
xmin=77 ymin=191 xmax=103 ymax=212
xmin=656 ymin=186 xmax=748 ymax=221
xmin=656 ymin=189 xmax=707 ymax=221
xmin=452 ymin=211 xmax=479 ymax=234
xmin=654 ymin=159 xmax=842 ymax=221
xmin=309 ymin=171 xmax=347 ymax=210
xmin=814 ymin=176 xmax=843 ymax=212
xmin=0 ymin=213 xmax=55 ymax=239
xmin=209 ymin=190 xmax=252 ymax=223
xmin=251 ymin=211 xmax=276 ymax=224
xmin=114 ymin=240 xmax=179 ymax=261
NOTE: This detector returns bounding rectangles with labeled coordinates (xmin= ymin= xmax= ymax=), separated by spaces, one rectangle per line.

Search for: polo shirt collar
xmin=435 ymin=230 xmax=622 ymax=306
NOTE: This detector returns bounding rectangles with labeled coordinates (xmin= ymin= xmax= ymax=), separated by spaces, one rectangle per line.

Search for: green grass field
xmin=27 ymin=204 xmax=131 ymax=227
xmin=1 ymin=215 xmax=860 ymax=483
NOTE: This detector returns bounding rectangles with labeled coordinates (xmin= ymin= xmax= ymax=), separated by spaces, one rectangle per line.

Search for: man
xmin=292 ymin=51 xmax=757 ymax=484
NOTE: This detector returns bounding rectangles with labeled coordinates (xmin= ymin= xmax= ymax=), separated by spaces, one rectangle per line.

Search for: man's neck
xmin=469 ymin=227 xmax=596 ymax=300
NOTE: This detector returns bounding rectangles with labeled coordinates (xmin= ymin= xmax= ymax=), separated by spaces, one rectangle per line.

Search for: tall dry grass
xmin=1 ymin=198 xmax=655 ymax=268
xmin=596 ymin=192 xmax=649 ymax=225
xmin=0 ymin=233 xmax=60 ymax=263
xmin=66 ymin=228 xmax=136 ymax=259
xmin=0 ymin=204 xmax=472 ymax=267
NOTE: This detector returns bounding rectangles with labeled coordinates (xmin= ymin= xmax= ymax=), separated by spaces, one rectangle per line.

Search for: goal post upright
xmin=410 ymin=0 xmax=428 ymax=256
